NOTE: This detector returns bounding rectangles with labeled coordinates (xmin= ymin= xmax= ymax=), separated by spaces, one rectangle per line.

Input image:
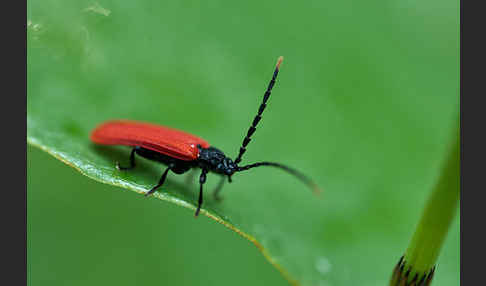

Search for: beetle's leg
xmin=145 ymin=163 xmax=174 ymax=197
xmin=195 ymin=169 xmax=208 ymax=217
xmin=116 ymin=147 xmax=137 ymax=171
xmin=213 ymin=176 xmax=225 ymax=201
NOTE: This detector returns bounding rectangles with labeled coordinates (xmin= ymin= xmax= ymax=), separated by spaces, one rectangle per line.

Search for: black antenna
xmin=234 ymin=56 xmax=284 ymax=165
xmin=237 ymin=162 xmax=321 ymax=194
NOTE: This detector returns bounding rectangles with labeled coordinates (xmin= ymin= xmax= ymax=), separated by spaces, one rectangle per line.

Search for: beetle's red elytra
xmin=91 ymin=120 xmax=210 ymax=161
xmin=91 ymin=56 xmax=320 ymax=217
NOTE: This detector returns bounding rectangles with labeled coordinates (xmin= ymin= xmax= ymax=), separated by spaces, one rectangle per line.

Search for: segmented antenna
xmin=237 ymin=161 xmax=321 ymax=194
xmin=234 ymin=56 xmax=284 ymax=165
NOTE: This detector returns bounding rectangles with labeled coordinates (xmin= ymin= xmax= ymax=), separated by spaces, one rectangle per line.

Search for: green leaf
xmin=28 ymin=1 xmax=459 ymax=285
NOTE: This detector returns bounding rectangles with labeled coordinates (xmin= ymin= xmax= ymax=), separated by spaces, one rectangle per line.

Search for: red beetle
xmin=91 ymin=57 xmax=319 ymax=216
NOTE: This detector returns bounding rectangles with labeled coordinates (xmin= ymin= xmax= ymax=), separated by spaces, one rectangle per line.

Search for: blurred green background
xmin=28 ymin=0 xmax=459 ymax=285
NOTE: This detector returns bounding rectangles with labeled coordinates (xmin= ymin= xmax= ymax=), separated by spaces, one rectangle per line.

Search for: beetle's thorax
xmin=197 ymin=146 xmax=237 ymax=176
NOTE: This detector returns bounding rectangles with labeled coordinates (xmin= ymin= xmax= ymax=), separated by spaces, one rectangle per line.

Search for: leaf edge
xmin=27 ymin=136 xmax=299 ymax=286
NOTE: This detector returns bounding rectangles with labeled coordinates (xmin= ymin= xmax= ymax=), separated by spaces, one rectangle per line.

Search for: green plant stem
xmin=391 ymin=128 xmax=460 ymax=285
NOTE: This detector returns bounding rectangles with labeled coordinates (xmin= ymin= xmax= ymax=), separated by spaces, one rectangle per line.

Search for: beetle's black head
xmin=197 ymin=146 xmax=237 ymax=176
